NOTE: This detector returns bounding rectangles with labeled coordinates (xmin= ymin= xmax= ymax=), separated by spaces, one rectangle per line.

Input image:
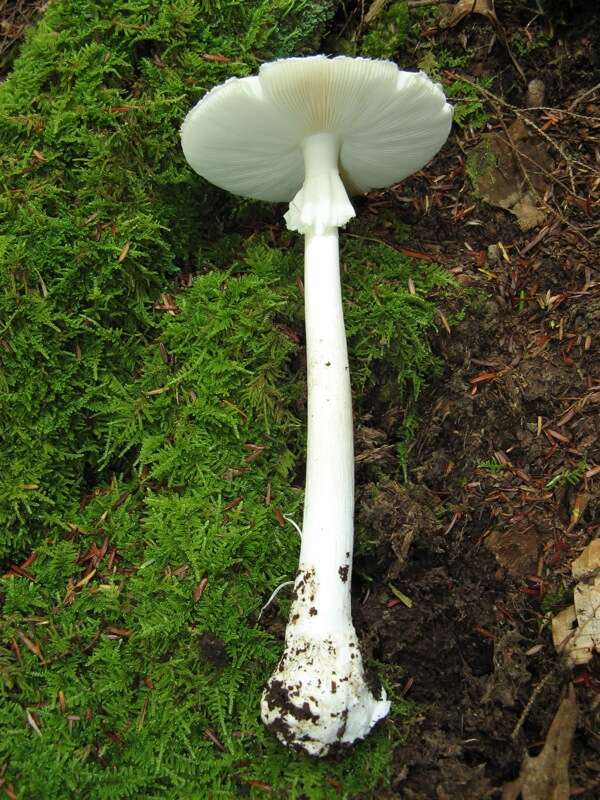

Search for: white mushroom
xmin=181 ymin=55 xmax=452 ymax=756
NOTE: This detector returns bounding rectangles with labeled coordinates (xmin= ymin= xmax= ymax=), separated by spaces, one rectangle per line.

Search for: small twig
xmin=524 ymin=106 xmax=600 ymax=123
xmin=496 ymin=129 xmax=585 ymax=201
xmin=446 ymin=70 xmax=584 ymax=190
xmin=568 ymin=81 xmax=600 ymax=112
xmin=407 ymin=0 xmax=446 ymax=6
xmin=489 ymin=119 xmax=595 ymax=245
xmin=519 ymin=222 xmax=557 ymax=256
xmin=336 ymin=1 xmax=362 ymax=40
xmin=489 ymin=20 xmax=527 ymax=85
xmin=496 ymin=115 xmax=540 ymax=201
xmin=511 ymin=671 xmax=554 ymax=741
xmin=364 ymin=0 xmax=386 ymax=26
xmin=355 ymin=0 xmax=366 ymax=40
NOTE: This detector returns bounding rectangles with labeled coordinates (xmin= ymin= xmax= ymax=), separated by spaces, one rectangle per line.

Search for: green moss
xmin=444 ymin=77 xmax=492 ymax=129
xmin=0 ymin=232 xmax=440 ymax=798
xmin=0 ymin=0 xmax=337 ymax=560
xmin=541 ymin=588 xmax=570 ymax=615
xmin=0 ymin=1 xmax=458 ymax=796
xmin=510 ymin=29 xmax=553 ymax=59
xmin=477 ymin=458 xmax=506 ymax=474
xmin=417 ymin=50 xmax=491 ymax=129
xmin=360 ymin=1 xmax=410 ymax=59
xmin=466 ymin=139 xmax=497 ymax=185
xmin=342 ymin=237 xmax=452 ymax=396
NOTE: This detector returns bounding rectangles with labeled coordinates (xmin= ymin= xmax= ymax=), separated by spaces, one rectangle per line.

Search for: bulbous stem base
xmin=261 ymin=626 xmax=390 ymax=757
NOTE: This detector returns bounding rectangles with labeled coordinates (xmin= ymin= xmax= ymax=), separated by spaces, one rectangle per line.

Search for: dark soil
xmin=349 ymin=1 xmax=600 ymax=797
xmin=0 ymin=0 xmax=46 ymax=77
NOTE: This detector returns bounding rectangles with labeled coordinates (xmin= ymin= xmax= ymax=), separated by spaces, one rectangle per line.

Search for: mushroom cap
xmin=181 ymin=55 xmax=452 ymax=202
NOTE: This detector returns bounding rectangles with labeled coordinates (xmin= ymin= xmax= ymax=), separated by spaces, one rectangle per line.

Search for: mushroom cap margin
xmin=181 ymin=55 xmax=452 ymax=202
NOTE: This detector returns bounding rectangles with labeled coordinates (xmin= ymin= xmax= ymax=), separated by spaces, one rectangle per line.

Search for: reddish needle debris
xmin=193 ymin=577 xmax=209 ymax=602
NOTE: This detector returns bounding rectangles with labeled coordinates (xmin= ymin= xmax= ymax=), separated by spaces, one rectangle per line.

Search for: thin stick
xmin=524 ymin=106 xmax=600 ymax=122
xmin=407 ymin=0 xmax=446 ymax=6
xmin=496 ymin=113 xmax=541 ymax=201
xmin=511 ymin=671 xmax=554 ymax=741
xmin=446 ymin=70 xmax=584 ymax=190
xmin=568 ymin=81 xmax=600 ymax=111
xmin=496 ymin=129 xmax=584 ymax=200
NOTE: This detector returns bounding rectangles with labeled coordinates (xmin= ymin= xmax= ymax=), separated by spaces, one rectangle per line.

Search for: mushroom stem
xmin=284 ymin=132 xmax=355 ymax=235
xmin=301 ymin=226 xmax=354 ymax=629
xmin=260 ymin=226 xmax=390 ymax=757
xmin=182 ymin=54 xmax=452 ymax=758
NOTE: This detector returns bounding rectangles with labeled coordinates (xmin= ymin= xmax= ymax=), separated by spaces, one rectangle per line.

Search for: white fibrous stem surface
xmin=262 ymin=134 xmax=389 ymax=755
